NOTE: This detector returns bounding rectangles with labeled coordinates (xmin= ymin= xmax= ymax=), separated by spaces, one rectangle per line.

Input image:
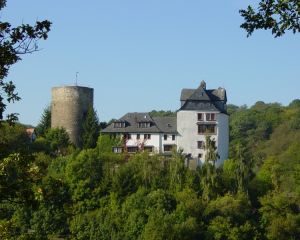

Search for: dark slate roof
xmin=181 ymin=88 xmax=227 ymax=102
xmin=181 ymin=101 xmax=222 ymax=112
xmin=152 ymin=117 xmax=177 ymax=133
xmin=180 ymin=82 xmax=227 ymax=113
xmin=102 ymin=112 xmax=177 ymax=134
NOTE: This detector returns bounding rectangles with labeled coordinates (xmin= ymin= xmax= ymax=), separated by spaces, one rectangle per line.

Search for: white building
xmin=177 ymin=81 xmax=229 ymax=166
xmin=102 ymin=81 xmax=229 ymax=166
xmin=102 ymin=113 xmax=177 ymax=155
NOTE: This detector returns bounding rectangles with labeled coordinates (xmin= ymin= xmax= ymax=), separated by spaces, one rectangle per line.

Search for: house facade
xmin=102 ymin=113 xmax=177 ymax=155
xmin=102 ymin=81 xmax=229 ymax=165
xmin=177 ymin=81 xmax=229 ymax=166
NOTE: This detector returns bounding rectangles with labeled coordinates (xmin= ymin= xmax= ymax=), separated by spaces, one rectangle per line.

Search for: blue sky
xmin=2 ymin=0 xmax=300 ymax=125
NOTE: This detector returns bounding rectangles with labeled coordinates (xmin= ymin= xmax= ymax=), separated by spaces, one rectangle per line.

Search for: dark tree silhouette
xmin=240 ymin=0 xmax=300 ymax=37
xmin=0 ymin=0 xmax=51 ymax=122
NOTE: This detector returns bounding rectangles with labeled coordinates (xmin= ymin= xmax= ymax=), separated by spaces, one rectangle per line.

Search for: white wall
xmin=123 ymin=133 xmax=177 ymax=154
xmin=216 ymin=113 xmax=229 ymax=166
xmin=125 ymin=133 xmax=161 ymax=153
xmin=177 ymin=110 xmax=228 ymax=165
xmin=161 ymin=134 xmax=177 ymax=153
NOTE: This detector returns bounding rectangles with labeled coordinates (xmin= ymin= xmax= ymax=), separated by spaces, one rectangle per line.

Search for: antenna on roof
xmin=75 ymin=72 xmax=79 ymax=86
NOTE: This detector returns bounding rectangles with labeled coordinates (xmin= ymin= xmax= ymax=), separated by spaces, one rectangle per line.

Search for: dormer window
xmin=114 ymin=121 xmax=126 ymax=128
xmin=138 ymin=122 xmax=151 ymax=128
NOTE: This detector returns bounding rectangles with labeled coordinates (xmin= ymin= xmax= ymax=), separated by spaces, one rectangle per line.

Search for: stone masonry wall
xmin=51 ymin=86 xmax=93 ymax=147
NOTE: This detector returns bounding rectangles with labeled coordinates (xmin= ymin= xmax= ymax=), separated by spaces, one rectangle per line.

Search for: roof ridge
xmin=188 ymin=85 xmax=212 ymax=101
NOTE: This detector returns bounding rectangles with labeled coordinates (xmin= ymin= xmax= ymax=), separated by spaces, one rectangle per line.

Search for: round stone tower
xmin=51 ymin=86 xmax=94 ymax=147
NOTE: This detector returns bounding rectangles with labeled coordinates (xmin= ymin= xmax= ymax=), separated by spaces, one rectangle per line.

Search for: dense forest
xmin=1 ymin=100 xmax=300 ymax=240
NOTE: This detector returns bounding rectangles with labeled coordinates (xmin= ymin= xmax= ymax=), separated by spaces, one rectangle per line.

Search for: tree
xmin=0 ymin=153 xmax=35 ymax=203
xmin=0 ymin=122 xmax=30 ymax=158
xmin=0 ymin=0 xmax=51 ymax=122
xmin=204 ymin=194 xmax=258 ymax=240
xmin=65 ymin=149 xmax=103 ymax=207
xmin=201 ymin=136 xmax=220 ymax=201
xmin=149 ymin=110 xmax=176 ymax=117
xmin=45 ymin=127 xmax=71 ymax=155
xmin=240 ymin=0 xmax=300 ymax=37
xmin=260 ymin=192 xmax=300 ymax=240
xmin=234 ymin=143 xmax=253 ymax=194
xmin=30 ymin=176 xmax=70 ymax=238
xmin=35 ymin=106 xmax=51 ymax=137
xmin=82 ymin=106 xmax=99 ymax=149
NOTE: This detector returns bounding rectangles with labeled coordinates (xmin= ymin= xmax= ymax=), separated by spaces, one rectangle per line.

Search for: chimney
xmin=200 ymin=80 xmax=206 ymax=89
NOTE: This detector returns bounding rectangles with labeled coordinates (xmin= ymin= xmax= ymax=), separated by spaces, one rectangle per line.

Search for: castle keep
xmin=51 ymin=86 xmax=93 ymax=147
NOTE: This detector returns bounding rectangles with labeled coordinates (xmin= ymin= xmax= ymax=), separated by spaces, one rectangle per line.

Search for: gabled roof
xmin=102 ymin=112 xmax=177 ymax=134
xmin=181 ymin=88 xmax=227 ymax=102
xmin=180 ymin=81 xmax=227 ymax=113
xmin=188 ymin=86 xmax=211 ymax=101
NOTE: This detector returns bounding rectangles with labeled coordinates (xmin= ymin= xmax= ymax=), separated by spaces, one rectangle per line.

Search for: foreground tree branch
xmin=0 ymin=0 xmax=51 ymax=122
xmin=240 ymin=0 xmax=300 ymax=37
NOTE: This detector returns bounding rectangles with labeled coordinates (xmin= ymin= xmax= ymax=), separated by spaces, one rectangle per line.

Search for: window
xmin=113 ymin=147 xmax=123 ymax=153
xmin=206 ymin=125 xmax=216 ymax=134
xmin=206 ymin=113 xmax=216 ymax=121
xmin=110 ymin=133 xmax=117 ymax=139
xmin=164 ymin=144 xmax=175 ymax=152
xmin=198 ymin=125 xmax=205 ymax=134
xmin=172 ymin=135 xmax=176 ymax=141
xmin=197 ymin=141 xmax=204 ymax=149
xmin=114 ymin=122 xmax=126 ymax=128
xmin=164 ymin=134 xmax=168 ymax=140
xmin=127 ymin=147 xmax=138 ymax=153
xmin=124 ymin=134 xmax=131 ymax=140
xmin=137 ymin=134 xmax=140 ymax=140
xmin=198 ymin=113 xmax=203 ymax=121
xmin=198 ymin=124 xmax=216 ymax=134
xmin=144 ymin=146 xmax=153 ymax=152
xmin=138 ymin=122 xmax=151 ymax=128
xmin=144 ymin=134 xmax=151 ymax=140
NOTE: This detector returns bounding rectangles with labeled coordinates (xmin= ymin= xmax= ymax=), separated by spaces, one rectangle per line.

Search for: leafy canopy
xmin=0 ymin=0 xmax=51 ymax=122
xmin=240 ymin=0 xmax=300 ymax=37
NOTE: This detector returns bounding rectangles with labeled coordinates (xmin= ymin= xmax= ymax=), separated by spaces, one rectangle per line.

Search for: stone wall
xmin=51 ymin=86 xmax=94 ymax=147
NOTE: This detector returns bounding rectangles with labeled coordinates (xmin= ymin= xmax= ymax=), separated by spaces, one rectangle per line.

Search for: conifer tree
xmin=234 ymin=143 xmax=253 ymax=194
xmin=35 ymin=106 xmax=51 ymax=137
xmin=201 ymin=136 xmax=219 ymax=201
xmin=82 ymin=106 xmax=99 ymax=149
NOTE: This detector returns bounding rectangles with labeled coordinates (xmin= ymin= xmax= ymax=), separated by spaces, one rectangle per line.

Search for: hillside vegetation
xmin=0 ymin=100 xmax=300 ymax=240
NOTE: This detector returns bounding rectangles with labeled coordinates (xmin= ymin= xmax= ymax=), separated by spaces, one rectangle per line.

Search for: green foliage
xmin=149 ymin=110 xmax=176 ymax=117
xmin=35 ymin=106 xmax=51 ymax=137
xmin=0 ymin=122 xmax=30 ymax=158
xmin=0 ymin=153 xmax=35 ymax=202
xmin=240 ymin=0 xmax=300 ymax=37
xmin=233 ymin=143 xmax=253 ymax=194
xmin=221 ymin=159 xmax=237 ymax=193
xmin=204 ymin=194 xmax=258 ymax=240
xmin=81 ymin=106 xmax=99 ymax=149
xmin=2 ymin=98 xmax=300 ymax=239
xmin=31 ymin=177 xmax=70 ymax=238
xmin=0 ymin=1 xmax=51 ymax=122
xmin=65 ymin=149 xmax=103 ymax=208
xmin=44 ymin=127 xmax=71 ymax=155
xmin=201 ymin=136 xmax=220 ymax=201
xmin=260 ymin=192 xmax=300 ymax=240
xmin=97 ymin=134 xmax=122 ymax=153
